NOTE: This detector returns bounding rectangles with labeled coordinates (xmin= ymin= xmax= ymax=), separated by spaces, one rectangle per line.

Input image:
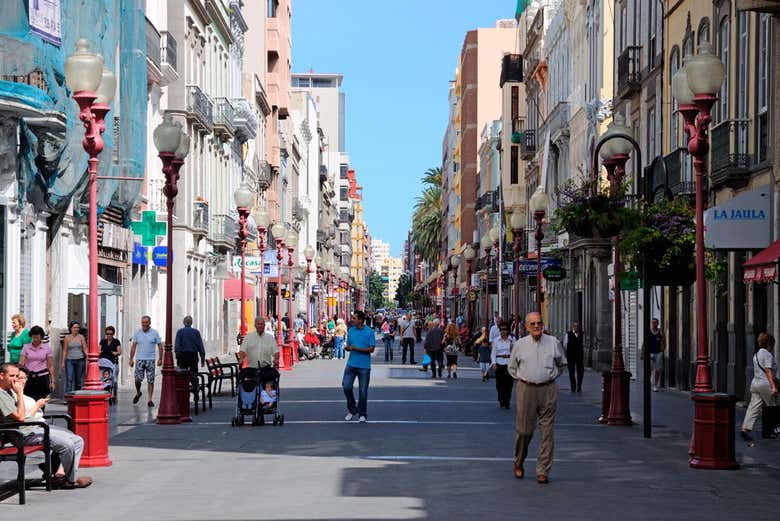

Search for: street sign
xmin=517 ymin=258 xmax=561 ymax=275
xmin=542 ymin=265 xmax=566 ymax=282
xmin=132 ymin=243 xmax=148 ymax=265
xmin=312 ymin=284 xmax=320 ymax=294
xmin=152 ymin=246 xmax=170 ymax=267
xmin=619 ymin=271 xmax=641 ymax=291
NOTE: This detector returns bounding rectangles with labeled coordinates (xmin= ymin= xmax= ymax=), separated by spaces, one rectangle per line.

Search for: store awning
xmin=743 ymin=239 xmax=780 ymax=283
xmin=224 ymin=277 xmax=254 ymax=301
xmin=67 ymin=244 xmax=122 ymax=296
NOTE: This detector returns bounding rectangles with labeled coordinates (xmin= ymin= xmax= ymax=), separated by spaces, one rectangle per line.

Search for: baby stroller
xmin=231 ymin=365 xmax=284 ymax=427
xmin=320 ymin=337 xmax=334 ymax=359
xmin=98 ymin=358 xmax=118 ymax=405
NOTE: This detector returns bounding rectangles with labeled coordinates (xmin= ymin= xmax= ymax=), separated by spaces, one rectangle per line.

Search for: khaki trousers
xmin=514 ymin=380 xmax=557 ymax=476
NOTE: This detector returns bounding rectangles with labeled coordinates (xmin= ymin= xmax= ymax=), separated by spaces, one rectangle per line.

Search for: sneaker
xmin=652 ymin=385 xmax=658 ymax=392
xmin=345 ymin=412 xmax=356 ymax=421
xmin=358 ymin=416 xmax=367 ymax=423
xmin=132 ymin=392 xmax=142 ymax=404
xmin=453 ymin=372 xmax=457 ymax=379
xmin=147 ymin=400 xmax=155 ymax=407
xmin=740 ymin=430 xmax=753 ymax=442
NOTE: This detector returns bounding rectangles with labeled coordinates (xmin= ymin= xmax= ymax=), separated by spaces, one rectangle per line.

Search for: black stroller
xmin=320 ymin=337 xmax=334 ymax=359
xmin=98 ymin=358 xmax=118 ymax=405
xmin=231 ymin=365 xmax=284 ymax=427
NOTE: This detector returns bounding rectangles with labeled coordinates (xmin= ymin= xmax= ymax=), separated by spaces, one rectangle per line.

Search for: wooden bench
xmin=0 ymin=414 xmax=73 ymax=504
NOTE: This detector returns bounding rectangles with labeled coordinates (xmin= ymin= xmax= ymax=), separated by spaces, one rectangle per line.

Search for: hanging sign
xmin=704 ymin=187 xmax=770 ymax=249
xmin=29 ymin=0 xmax=62 ymax=47
xmin=132 ymin=243 xmax=148 ymax=265
xmin=542 ymin=265 xmax=566 ymax=282
xmin=131 ymin=211 xmax=167 ymax=246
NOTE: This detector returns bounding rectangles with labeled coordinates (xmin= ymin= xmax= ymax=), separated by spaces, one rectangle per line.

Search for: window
xmin=737 ymin=12 xmax=749 ymax=153
xmin=268 ymin=0 xmax=277 ymax=18
xmin=669 ymin=47 xmax=680 ymax=149
xmin=340 ymin=165 xmax=348 ymax=179
xmin=647 ymin=106 xmax=656 ymax=158
xmin=698 ymin=18 xmax=710 ymax=47
xmin=510 ymin=146 xmax=519 ymax=184
xmin=511 ymin=86 xmax=519 ymax=119
xmin=339 ymin=209 xmax=348 ymax=222
xmin=340 ymin=186 xmax=348 ymax=201
xmin=312 ymin=78 xmax=333 ymax=88
xmin=718 ymin=17 xmax=730 ymax=123
xmin=758 ymin=14 xmax=770 ymax=162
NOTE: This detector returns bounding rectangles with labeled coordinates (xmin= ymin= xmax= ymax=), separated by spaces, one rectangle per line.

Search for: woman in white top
xmin=741 ymin=332 xmax=779 ymax=442
xmin=491 ymin=322 xmax=515 ymax=409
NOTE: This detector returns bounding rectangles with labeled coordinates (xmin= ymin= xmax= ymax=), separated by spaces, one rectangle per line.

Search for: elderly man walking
xmin=174 ymin=316 xmax=206 ymax=374
xmin=508 ymin=312 xmax=566 ymax=484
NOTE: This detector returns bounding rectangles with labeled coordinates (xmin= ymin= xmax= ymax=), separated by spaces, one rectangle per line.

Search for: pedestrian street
xmin=2 ymin=342 xmax=776 ymax=521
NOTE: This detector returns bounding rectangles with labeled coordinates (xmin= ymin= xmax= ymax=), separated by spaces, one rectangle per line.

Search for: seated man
xmin=304 ymin=327 xmax=321 ymax=356
xmin=0 ymin=363 xmax=92 ymax=489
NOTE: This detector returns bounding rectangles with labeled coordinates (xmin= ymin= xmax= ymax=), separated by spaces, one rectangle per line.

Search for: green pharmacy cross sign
xmin=131 ymin=211 xmax=167 ymax=246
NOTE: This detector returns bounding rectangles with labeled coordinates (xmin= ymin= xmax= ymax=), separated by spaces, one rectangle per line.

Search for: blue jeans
xmin=342 ymin=365 xmax=371 ymax=417
xmin=383 ymin=337 xmax=394 ymax=361
xmin=334 ymin=336 xmax=345 ymax=359
xmin=65 ymin=358 xmax=85 ymax=393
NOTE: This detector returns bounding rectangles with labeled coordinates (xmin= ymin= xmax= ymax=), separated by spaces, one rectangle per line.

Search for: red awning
xmin=743 ymin=239 xmax=780 ymax=283
xmin=224 ymin=277 xmax=254 ymax=300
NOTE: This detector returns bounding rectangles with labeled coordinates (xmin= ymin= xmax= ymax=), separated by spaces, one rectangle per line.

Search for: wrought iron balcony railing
xmin=160 ymin=31 xmax=177 ymax=71
xmin=521 ymin=129 xmax=536 ymax=159
xmin=213 ymin=97 xmax=236 ymax=138
xmin=710 ymin=119 xmax=751 ymax=189
xmin=186 ymin=85 xmax=214 ymax=131
xmin=617 ymin=46 xmax=641 ymax=98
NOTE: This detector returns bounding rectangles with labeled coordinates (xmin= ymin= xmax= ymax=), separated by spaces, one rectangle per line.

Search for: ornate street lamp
xmin=510 ymin=208 xmax=525 ymax=338
xmin=234 ymin=182 xmax=253 ymax=342
xmin=253 ymin=207 xmax=270 ymax=318
xmin=151 ymin=113 xmax=190 ymax=425
xmin=304 ymin=245 xmax=315 ymax=331
xmin=529 ymin=187 xmax=549 ymax=315
xmin=450 ymin=254 xmax=461 ymax=323
xmin=489 ymin=223 xmax=502 ymax=320
xmin=63 ymin=39 xmax=115 ymax=464
xmin=463 ymin=244 xmax=476 ymax=332
xmin=596 ymin=113 xmax=637 ymax=427
xmin=672 ymin=41 xmax=736 ymax=470
xmin=271 ymin=222 xmax=287 ymax=369
xmin=480 ymin=233 xmax=493 ymax=333
xmin=285 ymin=229 xmax=298 ymax=357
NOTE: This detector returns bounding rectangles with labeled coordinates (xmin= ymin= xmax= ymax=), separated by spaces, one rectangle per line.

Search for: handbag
xmin=422 ymin=353 xmax=431 ymax=366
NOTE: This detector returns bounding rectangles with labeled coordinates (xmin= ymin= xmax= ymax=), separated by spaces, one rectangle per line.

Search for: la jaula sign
xmin=712 ymin=208 xmax=766 ymax=220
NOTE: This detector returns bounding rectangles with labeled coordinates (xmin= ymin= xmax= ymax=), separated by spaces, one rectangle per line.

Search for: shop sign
xmin=704 ymin=187 xmax=770 ymax=249
xmin=152 ymin=246 xmax=170 ymax=267
xmin=30 ymin=0 xmax=62 ymax=46
xmin=542 ymin=265 xmax=566 ymax=282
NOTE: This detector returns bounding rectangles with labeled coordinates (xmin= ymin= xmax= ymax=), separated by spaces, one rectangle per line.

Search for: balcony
xmin=319 ymin=165 xmax=328 ymax=183
xmin=266 ymin=18 xmax=280 ymax=58
xmin=475 ymin=191 xmax=494 ymax=212
xmin=186 ymin=85 xmax=214 ymax=131
xmin=232 ymin=96 xmax=257 ymax=142
xmin=213 ymin=97 xmax=235 ymax=140
xmin=500 ymin=54 xmax=523 ymax=87
xmin=710 ymin=119 xmax=752 ymax=190
xmin=292 ymin=197 xmax=309 ymax=221
xmin=209 ymin=213 xmax=238 ymax=251
xmin=540 ymin=102 xmax=569 ymax=142
xmin=663 ymin=147 xmax=707 ymax=197
xmin=160 ymin=31 xmax=177 ymax=72
xmin=145 ymin=17 xmax=162 ymax=83
xmin=617 ymin=46 xmax=642 ymax=99
xmin=737 ymin=0 xmax=780 ymax=13
xmin=193 ymin=200 xmax=209 ymax=238
xmin=521 ymin=129 xmax=536 ymax=159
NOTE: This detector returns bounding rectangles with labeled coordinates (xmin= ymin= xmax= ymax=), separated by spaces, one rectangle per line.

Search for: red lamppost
xmin=285 ymin=229 xmax=298 ymax=365
xmin=304 ymin=245 xmax=315 ymax=329
xmin=529 ymin=187 xmax=548 ymax=315
xmin=672 ymin=42 xmax=737 ymax=469
xmin=510 ymin=209 xmax=524 ymax=338
xmin=150 ymin=114 xmax=191 ymax=426
xmin=63 ymin=39 xmax=117 ymax=465
xmin=270 ymin=222 xmax=287 ymax=370
xmin=235 ymin=182 xmax=253 ymax=342
xmin=253 ymin=207 xmax=270 ymax=319
xmin=438 ymin=266 xmax=445 ymax=324
xmin=594 ymin=113 xmax=637 ymax=427
xmin=450 ymin=254 xmax=461 ymax=323
xmin=480 ymin=234 xmax=492 ymax=332
xmin=463 ymin=244 xmax=475 ymax=333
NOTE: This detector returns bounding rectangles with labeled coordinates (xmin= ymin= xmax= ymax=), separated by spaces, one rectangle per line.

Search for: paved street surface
xmin=2 ymin=340 xmax=779 ymax=520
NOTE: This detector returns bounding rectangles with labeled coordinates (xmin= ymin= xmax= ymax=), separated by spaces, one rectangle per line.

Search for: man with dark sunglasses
xmin=508 ymin=312 xmax=566 ymax=485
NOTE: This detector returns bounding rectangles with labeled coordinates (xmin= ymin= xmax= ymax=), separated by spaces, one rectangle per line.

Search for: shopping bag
xmin=422 ymin=353 xmax=431 ymax=366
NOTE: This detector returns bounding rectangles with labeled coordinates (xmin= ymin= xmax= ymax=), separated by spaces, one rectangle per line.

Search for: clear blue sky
xmin=292 ymin=0 xmax=516 ymax=256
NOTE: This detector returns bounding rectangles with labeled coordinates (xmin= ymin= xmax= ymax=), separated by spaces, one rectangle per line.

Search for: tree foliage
xmin=412 ymin=167 xmax=442 ymax=266
xmin=395 ymin=272 xmax=413 ymax=308
xmin=367 ymin=271 xmax=386 ymax=311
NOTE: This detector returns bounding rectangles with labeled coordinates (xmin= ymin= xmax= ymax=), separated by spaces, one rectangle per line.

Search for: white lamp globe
xmin=64 ymin=39 xmax=104 ymax=93
xmin=304 ymin=245 xmax=315 ymax=261
xmin=253 ymin=208 xmax=270 ymax=229
xmin=685 ymin=42 xmax=725 ymax=96
xmin=153 ymin=114 xmax=182 ymax=154
xmin=174 ymin=131 xmax=190 ymax=159
xmin=234 ymin=182 xmax=253 ymax=209
xmin=530 ymin=186 xmax=549 ymax=214
xmin=672 ymin=65 xmax=696 ymax=106
xmin=480 ymin=234 xmax=492 ymax=250
xmin=271 ymin=222 xmax=286 ymax=242
xmin=95 ymin=67 xmax=116 ymax=104
xmin=463 ymin=244 xmax=476 ymax=261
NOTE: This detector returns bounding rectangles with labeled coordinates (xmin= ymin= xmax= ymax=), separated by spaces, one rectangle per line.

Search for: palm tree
xmin=412 ymin=167 xmax=443 ymax=266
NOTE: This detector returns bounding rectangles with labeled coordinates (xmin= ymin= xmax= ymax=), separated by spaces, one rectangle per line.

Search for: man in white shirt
xmin=397 ymin=313 xmax=417 ymax=365
xmin=489 ymin=312 xmax=501 ymax=345
xmin=508 ymin=312 xmax=566 ymax=484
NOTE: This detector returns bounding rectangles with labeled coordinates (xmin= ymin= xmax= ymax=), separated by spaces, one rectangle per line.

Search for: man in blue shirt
xmin=129 ymin=315 xmax=163 ymax=407
xmin=342 ymin=310 xmax=375 ymax=423
xmin=174 ymin=316 xmax=206 ymax=375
